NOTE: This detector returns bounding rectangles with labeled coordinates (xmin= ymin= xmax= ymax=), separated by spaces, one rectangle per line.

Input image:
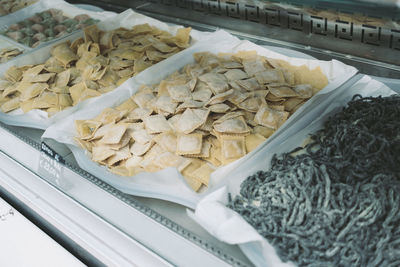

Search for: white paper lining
xmin=43 ymin=32 xmax=358 ymax=208
xmin=0 ymin=9 xmax=210 ymax=129
xmin=189 ymin=75 xmax=399 ymax=266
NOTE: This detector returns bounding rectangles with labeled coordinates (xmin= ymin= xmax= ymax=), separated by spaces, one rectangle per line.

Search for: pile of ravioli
xmin=4 ymin=9 xmax=99 ymax=48
xmin=0 ymin=0 xmax=37 ymax=16
xmin=0 ymin=23 xmax=191 ymax=116
xmin=75 ymin=51 xmax=328 ymax=191
xmin=0 ymin=48 xmax=23 ymax=63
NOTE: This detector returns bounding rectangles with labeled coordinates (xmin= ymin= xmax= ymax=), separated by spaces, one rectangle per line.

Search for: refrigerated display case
xmin=0 ymin=1 xmax=399 ymax=266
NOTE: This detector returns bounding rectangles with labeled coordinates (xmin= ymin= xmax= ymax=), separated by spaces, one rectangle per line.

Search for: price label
xmin=40 ymin=142 xmax=65 ymax=164
xmin=38 ymin=142 xmax=66 ymax=188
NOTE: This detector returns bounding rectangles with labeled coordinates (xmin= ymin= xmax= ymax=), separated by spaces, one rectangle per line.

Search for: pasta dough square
xmin=131 ymin=129 xmax=153 ymax=144
xmin=130 ymin=140 xmax=154 ymax=156
xmin=100 ymin=123 xmax=128 ymax=144
xmin=188 ymin=140 xmax=211 ymax=158
xmin=293 ymin=84 xmax=313 ymax=98
xmin=32 ymin=92 xmax=60 ymax=109
xmin=2 ymin=83 xmax=19 ymax=97
xmin=282 ymin=97 xmax=304 ymax=112
xmin=237 ymin=96 xmax=265 ymax=112
xmin=92 ymin=146 xmax=115 ymax=162
xmin=176 ymin=108 xmax=209 ymax=134
xmin=125 ymin=156 xmax=143 ymax=169
xmin=69 ymin=82 xmax=87 ymax=105
xmin=206 ymin=89 xmax=233 ymax=106
xmin=167 ymin=84 xmax=191 ymax=102
xmin=132 ymin=91 xmax=155 ymax=109
xmin=51 ymin=42 xmax=79 ymax=66
xmin=116 ymin=98 xmax=138 ymax=112
xmin=20 ymin=83 xmax=48 ymax=101
xmin=176 ymin=133 xmax=203 ymax=155
xmin=154 ymin=95 xmax=177 ymax=115
xmin=20 ymin=99 xmax=35 ymax=113
xmin=204 ymin=142 xmax=222 ymax=167
xmin=209 ymin=103 xmax=230 ymax=113
xmin=4 ymin=66 xmax=23 ymax=83
xmin=224 ymin=69 xmax=248 ymax=81
xmin=181 ymin=158 xmax=204 ymax=191
xmin=109 ymin=166 xmax=131 ymax=176
xmin=153 ymin=132 xmax=177 ymax=152
xmin=213 ymin=116 xmax=250 ymax=134
xmin=254 ymin=104 xmax=289 ymax=130
xmin=55 ymin=70 xmax=71 ymax=87
xmin=153 ymin=152 xmax=190 ymax=171
xmin=236 ymin=77 xmax=262 ymax=91
xmin=22 ymin=65 xmax=45 ymax=81
xmin=91 ymin=123 xmax=116 ymax=140
xmin=105 ymin=132 xmax=132 ymax=150
xmin=242 ymin=58 xmax=266 ymax=76
xmin=220 ymin=135 xmax=246 ymax=165
xmin=183 ymin=175 xmax=202 ymax=192
xmin=143 ymin=114 xmax=171 ymax=134
xmin=75 ymin=120 xmax=102 ymax=140
xmin=268 ymin=85 xmax=298 ymax=98
xmin=127 ymin=107 xmax=152 ymax=121
xmin=221 ymin=61 xmax=242 ymax=69
xmin=255 ymin=69 xmax=285 ymax=84
xmin=252 ymin=125 xmax=274 ymax=138
xmin=198 ymin=73 xmax=229 ymax=94
xmin=95 ymin=108 xmax=126 ymax=124
xmin=192 ymin=86 xmax=212 ymax=102
xmin=245 ymin=133 xmax=266 ymax=153
xmin=1 ymin=97 xmax=20 ymax=112
xmin=176 ymin=99 xmax=203 ymax=113
xmin=186 ymin=163 xmax=214 ymax=186
xmin=106 ymin=145 xmax=131 ymax=166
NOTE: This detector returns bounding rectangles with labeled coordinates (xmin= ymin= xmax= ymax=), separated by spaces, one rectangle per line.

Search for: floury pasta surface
xmin=0 ymin=23 xmax=191 ymax=116
xmin=74 ymin=50 xmax=328 ymax=192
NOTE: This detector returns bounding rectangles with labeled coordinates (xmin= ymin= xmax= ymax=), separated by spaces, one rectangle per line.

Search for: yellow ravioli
xmin=176 ymin=133 xmax=203 ymax=155
xmin=220 ymin=135 xmax=246 ymax=165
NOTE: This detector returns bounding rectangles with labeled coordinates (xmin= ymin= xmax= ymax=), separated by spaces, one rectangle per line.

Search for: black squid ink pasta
xmin=228 ymin=95 xmax=400 ymax=267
